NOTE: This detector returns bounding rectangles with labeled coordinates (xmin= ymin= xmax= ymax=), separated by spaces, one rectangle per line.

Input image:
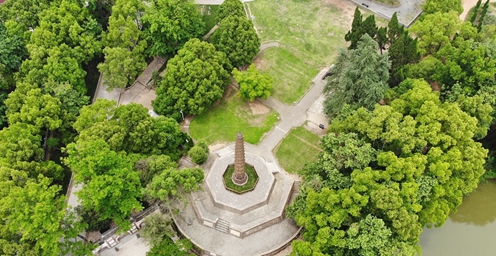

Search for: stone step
xmin=215 ymin=219 xmax=230 ymax=233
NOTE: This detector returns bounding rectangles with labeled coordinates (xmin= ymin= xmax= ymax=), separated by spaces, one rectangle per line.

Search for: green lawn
xmin=199 ymin=5 xmax=219 ymax=34
xmin=275 ymin=126 xmax=322 ymax=174
xmin=189 ymin=88 xmax=279 ymax=145
xmin=223 ymin=164 xmax=259 ymax=193
xmin=250 ymin=0 xmax=347 ymax=104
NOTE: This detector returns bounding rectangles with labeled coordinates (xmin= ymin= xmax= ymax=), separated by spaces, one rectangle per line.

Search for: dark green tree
xmin=324 ymin=34 xmax=390 ymax=117
xmin=470 ymin=0 xmax=482 ymax=24
xmin=388 ymin=31 xmax=420 ymax=86
xmin=344 ymin=7 xmax=363 ymax=49
xmin=211 ymin=16 xmax=260 ymax=69
xmin=142 ymin=0 xmax=205 ymax=57
xmin=152 ymin=39 xmax=231 ymax=120
xmin=387 ymin=12 xmax=403 ymax=46
xmin=216 ymin=0 xmax=246 ymax=23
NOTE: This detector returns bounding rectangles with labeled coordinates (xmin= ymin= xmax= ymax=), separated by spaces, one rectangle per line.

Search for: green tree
xmin=409 ymin=11 xmax=464 ymax=56
xmin=232 ymin=64 xmax=273 ymax=101
xmin=0 ymin=175 xmax=85 ymax=256
xmin=152 ymin=39 xmax=231 ymax=120
xmin=387 ymin=12 xmax=403 ymax=46
xmin=140 ymin=213 xmax=175 ymax=246
xmin=290 ymin=79 xmax=488 ymax=255
xmin=143 ymin=167 xmax=204 ymax=203
xmin=0 ymin=22 xmax=26 ymax=74
xmin=134 ymin=155 xmax=178 ymax=187
xmin=99 ymin=0 xmax=147 ymax=89
xmin=65 ymin=139 xmax=143 ymax=230
xmin=147 ymin=237 xmax=193 ymax=256
xmin=98 ymin=46 xmax=147 ymax=89
xmin=345 ymin=8 xmax=377 ymax=50
xmin=324 ymin=34 xmax=390 ymax=117
xmin=211 ymin=16 xmax=260 ymax=68
xmin=422 ymin=0 xmax=463 ymax=14
xmin=5 ymin=84 xmax=63 ymax=131
xmin=216 ymin=0 xmax=246 ymax=23
xmin=188 ymin=145 xmax=207 ymax=165
xmin=74 ymin=100 xmax=189 ymax=159
xmin=142 ymin=0 xmax=205 ymax=57
xmin=470 ymin=0 xmax=482 ymax=24
xmin=345 ymin=7 xmax=363 ymax=49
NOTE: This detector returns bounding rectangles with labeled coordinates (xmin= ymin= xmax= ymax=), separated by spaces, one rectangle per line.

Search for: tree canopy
xmin=422 ymin=0 xmax=463 ymax=15
xmin=211 ymin=15 xmax=260 ymax=69
xmin=152 ymin=39 xmax=231 ymax=120
xmin=233 ymin=64 xmax=273 ymax=101
xmin=98 ymin=0 xmax=147 ymax=89
xmin=216 ymin=0 xmax=246 ymax=23
xmin=142 ymin=0 xmax=205 ymax=57
xmin=289 ymin=79 xmax=489 ymax=255
xmin=324 ymin=34 xmax=390 ymax=117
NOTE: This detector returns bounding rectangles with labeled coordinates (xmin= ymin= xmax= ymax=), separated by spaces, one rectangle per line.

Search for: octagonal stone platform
xmin=188 ymin=145 xmax=296 ymax=239
xmin=206 ymin=153 xmax=276 ymax=214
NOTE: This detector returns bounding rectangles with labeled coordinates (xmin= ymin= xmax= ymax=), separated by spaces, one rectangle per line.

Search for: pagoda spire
xmin=232 ymin=132 xmax=248 ymax=185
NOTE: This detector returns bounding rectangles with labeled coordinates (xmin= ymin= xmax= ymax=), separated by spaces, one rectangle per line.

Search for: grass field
xmin=189 ymin=87 xmax=279 ymax=145
xmin=250 ymin=0 xmax=348 ymax=104
xmin=275 ymin=126 xmax=322 ymax=173
xmin=199 ymin=5 xmax=219 ymax=34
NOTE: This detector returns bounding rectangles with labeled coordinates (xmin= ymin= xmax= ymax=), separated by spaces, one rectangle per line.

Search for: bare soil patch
xmin=249 ymin=101 xmax=270 ymax=115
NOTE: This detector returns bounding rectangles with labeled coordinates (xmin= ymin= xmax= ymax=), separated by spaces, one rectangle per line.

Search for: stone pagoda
xmin=232 ymin=132 xmax=248 ymax=185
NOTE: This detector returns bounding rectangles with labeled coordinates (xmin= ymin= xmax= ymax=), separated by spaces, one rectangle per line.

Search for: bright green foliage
xmin=345 ymin=8 xmax=377 ymax=50
xmin=409 ymin=11 xmax=465 ymax=56
xmin=188 ymin=145 xmax=207 ymax=164
xmin=5 ymin=84 xmax=63 ymax=131
xmin=147 ymin=237 xmax=193 ymax=256
xmin=216 ymin=0 xmax=246 ymax=23
xmin=290 ymin=79 xmax=488 ymax=255
xmin=0 ymin=92 xmax=7 ymax=129
xmin=211 ymin=16 xmax=260 ymax=68
xmin=407 ymin=21 xmax=495 ymax=95
xmin=65 ymin=139 xmax=143 ymax=230
xmin=232 ymin=64 xmax=273 ymax=101
xmin=0 ymin=175 xmax=76 ymax=256
xmin=153 ymin=39 xmax=231 ymax=120
xmin=140 ymin=213 xmax=175 ymax=246
xmin=143 ymin=167 xmax=204 ymax=202
xmin=324 ymin=34 xmax=390 ymax=117
xmin=0 ymin=0 xmax=52 ymax=41
xmin=134 ymin=155 xmax=178 ymax=187
xmin=74 ymin=100 xmax=190 ymax=159
xmin=422 ymin=0 xmax=463 ymax=14
xmin=98 ymin=47 xmax=147 ymax=89
xmin=142 ymin=0 xmax=205 ymax=57
xmin=99 ymin=0 xmax=147 ymax=89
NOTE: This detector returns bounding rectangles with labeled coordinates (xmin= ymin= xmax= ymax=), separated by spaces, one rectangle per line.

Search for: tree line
xmin=289 ymin=0 xmax=496 ymax=255
xmin=0 ymin=0 xmax=268 ymax=254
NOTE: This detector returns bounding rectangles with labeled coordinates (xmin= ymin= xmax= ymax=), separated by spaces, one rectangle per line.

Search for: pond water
xmin=420 ymin=180 xmax=496 ymax=256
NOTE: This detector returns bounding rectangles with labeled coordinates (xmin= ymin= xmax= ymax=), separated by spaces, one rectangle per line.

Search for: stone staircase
xmin=215 ymin=218 xmax=230 ymax=233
